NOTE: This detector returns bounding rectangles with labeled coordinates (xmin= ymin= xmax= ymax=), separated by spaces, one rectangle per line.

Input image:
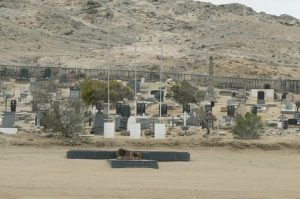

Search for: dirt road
xmin=0 ymin=146 xmax=300 ymax=199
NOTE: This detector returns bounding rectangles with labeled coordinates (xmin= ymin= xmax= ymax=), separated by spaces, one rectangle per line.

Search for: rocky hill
xmin=0 ymin=0 xmax=299 ymax=78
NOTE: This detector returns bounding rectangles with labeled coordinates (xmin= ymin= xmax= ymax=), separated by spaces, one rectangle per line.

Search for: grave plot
xmin=66 ymin=149 xmax=190 ymax=162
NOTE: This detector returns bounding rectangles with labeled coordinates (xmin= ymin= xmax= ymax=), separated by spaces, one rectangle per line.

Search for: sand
xmin=0 ymin=146 xmax=300 ymax=199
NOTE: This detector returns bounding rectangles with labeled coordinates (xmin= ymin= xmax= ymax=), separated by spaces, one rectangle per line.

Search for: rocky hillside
xmin=0 ymin=0 xmax=299 ymax=78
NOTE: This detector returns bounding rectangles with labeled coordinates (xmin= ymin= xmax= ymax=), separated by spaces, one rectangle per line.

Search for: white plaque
xmin=104 ymin=122 xmax=115 ymax=138
xmin=155 ymin=123 xmax=166 ymax=139
xmin=130 ymin=123 xmax=141 ymax=139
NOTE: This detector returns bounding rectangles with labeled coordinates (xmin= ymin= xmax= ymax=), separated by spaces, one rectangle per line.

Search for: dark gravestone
xmin=43 ymin=68 xmax=52 ymax=79
xmin=257 ymin=91 xmax=265 ymax=104
xmin=91 ymin=113 xmax=104 ymax=135
xmin=227 ymin=105 xmax=235 ymax=117
xmin=137 ymin=103 xmax=146 ymax=115
xmin=11 ymin=100 xmax=16 ymax=112
xmin=288 ymin=119 xmax=298 ymax=125
xmin=115 ymin=116 xmax=128 ymax=130
xmin=19 ymin=68 xmax=30 ymax=80
xmin=211 ymin=101 xmax=215 ymax=107
xmin=282 ymin=120 xmax=288 ymax=130
xmin=121 ymin=105 xmax=131 ymax=118
xmin=107 ymin=159 xmax=158 ymax=169
xmin=232 ymin=92 xmax=237 ymax=97
xmin=183 ymin=104 xmax=191 ymax=113
xmin=264 ymin=84 xmax=271 ymax=89
xmin=159 ymin=104 xmax=168 ymax=116
xmin=2 ymin=112 xmax=16 ymax=128
xmin=116 ymin=103 xmax=123 ymax=115
xmin=258 ymin=91 xmax=265 ymax=100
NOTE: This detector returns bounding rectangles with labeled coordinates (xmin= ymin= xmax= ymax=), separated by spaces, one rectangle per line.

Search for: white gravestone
xmin=180 ymin=111 xmax=190 ymax=126
xmin=130 ymin=123 xmax=141 ymax=139
xmin=104 ymin=122 xmax=115 ymax=138
xmin=127 ymin=116 xmax=136 ymax=131
xmin=155 ymin=123 xmax=166 ymax=139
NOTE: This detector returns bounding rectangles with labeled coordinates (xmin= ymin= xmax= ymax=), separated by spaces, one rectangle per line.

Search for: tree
xmin=81 ymin=79 xmax=134 ymax=106
xmin=41 ymin=100 xmax=85 ymax=138
xmin=232 ymin=112 xmax=264 ymax=139
xmin=166 ymin=80 xmax=205 ymax=105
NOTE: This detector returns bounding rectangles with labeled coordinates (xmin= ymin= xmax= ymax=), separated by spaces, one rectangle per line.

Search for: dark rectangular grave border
xmin=107 ymin=159 xmax=159 ymax=169
xmin=66 ymin=150 xmax=190 ymax=162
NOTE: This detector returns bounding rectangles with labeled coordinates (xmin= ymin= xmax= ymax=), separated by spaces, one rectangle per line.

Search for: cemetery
xmin=1 ymin=63 xmax=300 ymax=142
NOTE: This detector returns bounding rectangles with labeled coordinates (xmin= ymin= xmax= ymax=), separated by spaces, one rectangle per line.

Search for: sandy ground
xmin=0 ymin=146 xmax=300 ymax=199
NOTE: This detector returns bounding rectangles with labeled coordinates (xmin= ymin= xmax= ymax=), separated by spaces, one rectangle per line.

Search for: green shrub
xmin=232 ymin=112 xmax=263 ymax=139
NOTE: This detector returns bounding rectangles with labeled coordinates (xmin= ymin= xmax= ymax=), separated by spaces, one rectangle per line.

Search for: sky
xmin=199 ymin=0 xmax=300 ymax=19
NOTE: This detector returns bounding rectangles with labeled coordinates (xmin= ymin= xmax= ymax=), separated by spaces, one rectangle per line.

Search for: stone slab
xmin=66 ymin=150 xmax=190 ymax=162
xmin=107 ymin=159 xmax=158 ymax=169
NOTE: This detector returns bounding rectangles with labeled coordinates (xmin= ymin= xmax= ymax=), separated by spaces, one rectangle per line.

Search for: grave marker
xmin=180 ymin=111 xmax=190 ymax=127
xmin=2 ymin=112 xmax=16 ymax=128
xmin=154 ymin=123 xmax=166 ymax=139
xmin=130 ymin=123 xmax=141 ymax=139
xmin=104 ymin=122 xmax=115 ymax=138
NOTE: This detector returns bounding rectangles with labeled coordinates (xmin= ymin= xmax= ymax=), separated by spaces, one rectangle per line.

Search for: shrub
xmin=232 ymin=112 xmax=263 ymax=139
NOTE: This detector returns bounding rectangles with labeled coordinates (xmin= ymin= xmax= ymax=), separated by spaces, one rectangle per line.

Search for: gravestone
xmin=130 ymin=123 xmax=141 ymax=139
xmin=180 ymin=112 xmax=190 ymax=127
xmin=282 ymin=120 xmax=288 ymax=130
xmin=286 ymin=101 xmax=295 ymax=110
xmin=227 ymin=105 xmax=235 ymax=117
xmin=288 ymin=118 xmax=298 ymax=125
xmin=159 ymin=104 xmax=168 ymax=116
xmin=115 ymin=116 xmax=128 ymax=130
xmin=186 ymin=110 xmax=199 ymax=126
xmin=137 ymin=103 xmax=146 ymax=115
xmin=127 ymin=116 xmax=136 ymax=131
xmin=11 ymin=100 xmax=17 ymax=112
xmin=264 ymin=84 xmax=271 ymax=89
xmin=257 ymin=91 xmax=265 ymax=105
xmin=104 ymin=122 xmax=114 ymax=138
xmin=116 ymin=102 xmax=123 ymax=115
xmin=121 ymin=105 xmax=131 ymax=118
xmin=183 ymin=104 xmax=191 ymax=113
xmin=2 ymin=112 xmax=16 ymax=128
xmin=91 ymin=112 xmax=104 ymax=135
xmin=154 ymin=123 xmax=165 ymax=139
xmin=19 ymin=68 xmax=30 ymax=80
xmin=136 ymin=116 xmax=152 ymax=130
xmin=43 ymin=68 xmax=52 ymax=79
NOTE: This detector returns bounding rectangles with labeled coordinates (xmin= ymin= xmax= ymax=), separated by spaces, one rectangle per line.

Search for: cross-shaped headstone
xmin=180 ymin=111 xmax=190 ymax=127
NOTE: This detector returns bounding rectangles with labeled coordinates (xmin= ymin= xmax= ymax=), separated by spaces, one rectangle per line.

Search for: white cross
xmin=180 ymin=111 xmax=190 ymax=127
